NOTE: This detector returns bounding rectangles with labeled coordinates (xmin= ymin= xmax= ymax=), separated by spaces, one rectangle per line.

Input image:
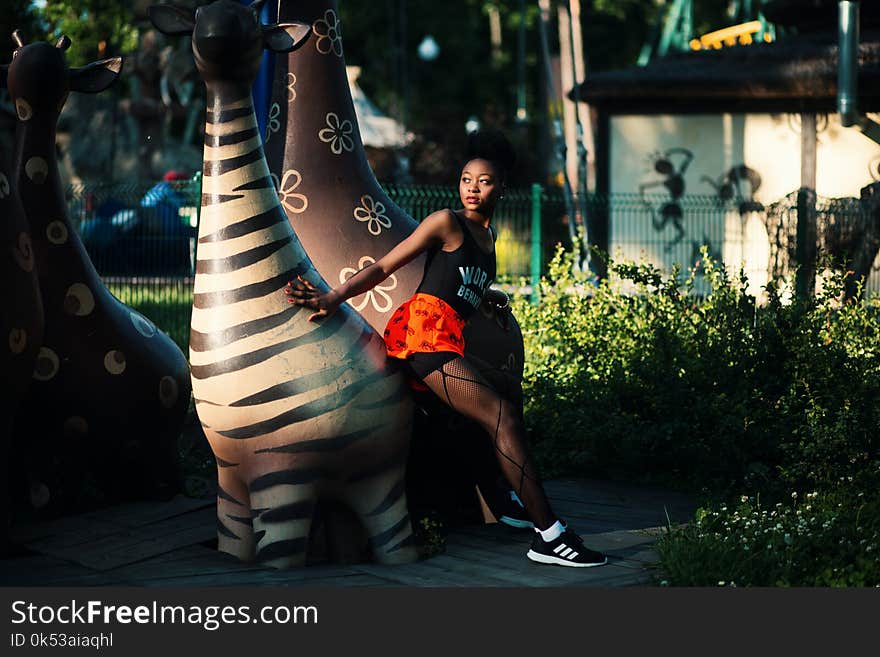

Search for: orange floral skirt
xmin=384 ymin=293 xmax=466 ymax=361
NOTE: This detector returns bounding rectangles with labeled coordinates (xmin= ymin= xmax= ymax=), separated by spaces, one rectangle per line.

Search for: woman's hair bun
xmin=465 ymin=129 xmax=516 ymax=179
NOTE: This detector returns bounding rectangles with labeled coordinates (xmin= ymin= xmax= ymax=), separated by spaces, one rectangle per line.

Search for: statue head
xmin=2 ymin=31 xmax=121 ymax=120
xmin=149 ymin=0 xmax=310 ymax=84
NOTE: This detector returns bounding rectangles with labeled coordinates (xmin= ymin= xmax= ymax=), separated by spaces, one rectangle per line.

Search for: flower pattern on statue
xmin=313 ymin=10 xmax=343 ymax=57
xmin=265 ymin=102 xmax=281 ymax=142
xmin=271 ymin=169 xmax=308 ymax=214
xmin=340 ymin=256 xmax=397 ymax=313
xmin=318 ymin=112 xmax=354 ymax=155
xmin=353 ymin=194 xmax=391 ymax=236
xmin=286 ymin=73 xmax=297 ymax=103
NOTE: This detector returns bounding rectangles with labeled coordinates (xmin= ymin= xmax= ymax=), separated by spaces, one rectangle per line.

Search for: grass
xmin=105 ymin=278 xmax=193 ymax=352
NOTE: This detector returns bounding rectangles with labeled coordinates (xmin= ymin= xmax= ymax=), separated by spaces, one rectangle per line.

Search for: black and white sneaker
xmin=498 ymin=491 xmax=534 ymax=529
xmin=527 ymin=529 xmax=608 ymax=568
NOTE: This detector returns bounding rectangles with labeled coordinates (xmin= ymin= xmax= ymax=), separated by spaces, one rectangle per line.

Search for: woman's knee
xmin=493 ymin=400 xmax=524 ymax=438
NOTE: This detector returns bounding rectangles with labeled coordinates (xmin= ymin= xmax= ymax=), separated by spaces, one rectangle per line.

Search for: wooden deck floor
xmin=1 ymin=479 xmax=695 ymax=587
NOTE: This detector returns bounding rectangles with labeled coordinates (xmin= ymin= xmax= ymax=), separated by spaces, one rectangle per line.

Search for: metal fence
xmin=63 ymin=180 xmax=880 ymax=350
xmin=599 ymin=192 xmax=880 ymax=298
xmin=68 ymin=179 xmax=563 ymax=283
xmin=65 ymin=179 xmax=570 ymax=350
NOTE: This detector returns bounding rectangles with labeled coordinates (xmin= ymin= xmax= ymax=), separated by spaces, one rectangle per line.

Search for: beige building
xmin=573 ymin=10 xmax=880 ymax=297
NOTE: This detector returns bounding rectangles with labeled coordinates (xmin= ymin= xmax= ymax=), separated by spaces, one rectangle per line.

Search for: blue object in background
xmin=243 ymin=0 xmax=276 ymax=140
xmin=140 ymin=180 xmax=190 ymax=236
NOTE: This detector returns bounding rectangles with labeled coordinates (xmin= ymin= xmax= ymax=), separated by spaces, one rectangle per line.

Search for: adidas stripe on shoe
xmin=526 ymin=529 xmax=607 ymax=568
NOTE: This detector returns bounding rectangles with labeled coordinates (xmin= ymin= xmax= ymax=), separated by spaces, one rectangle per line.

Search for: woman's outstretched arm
xmin=286 ymin=209 xmax=457 ymax=321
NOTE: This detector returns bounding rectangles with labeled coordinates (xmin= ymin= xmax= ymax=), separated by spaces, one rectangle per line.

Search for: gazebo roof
xmin=572 ymin=30 xmax=880 ymax=114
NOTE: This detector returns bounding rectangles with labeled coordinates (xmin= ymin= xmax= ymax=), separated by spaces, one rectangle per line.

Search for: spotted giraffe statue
xmin=149 ymin=0 xmax=418 ymax=568
xmin=6 ymin=33 xmax=191 ymax=512
xmin=0 ymin=62 xmax=43 ymax=544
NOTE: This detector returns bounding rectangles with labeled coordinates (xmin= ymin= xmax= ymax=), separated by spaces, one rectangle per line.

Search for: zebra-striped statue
xmin=149 ymin=0 xmax=418 ymax=568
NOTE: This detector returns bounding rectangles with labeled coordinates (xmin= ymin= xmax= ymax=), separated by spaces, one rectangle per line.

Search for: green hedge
xmin=512 ymin=244 xmax=880 ymax=586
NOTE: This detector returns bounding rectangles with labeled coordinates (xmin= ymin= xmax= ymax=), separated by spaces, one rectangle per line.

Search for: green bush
xmin=512 ymin=243 xmax=880 ymax=585
xmin=513 ymin=244 xmax=880 ymax=498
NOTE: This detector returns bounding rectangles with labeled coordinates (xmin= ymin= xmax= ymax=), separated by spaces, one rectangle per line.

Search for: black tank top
xmin=416 ymin=210 xmax=496 ymax=320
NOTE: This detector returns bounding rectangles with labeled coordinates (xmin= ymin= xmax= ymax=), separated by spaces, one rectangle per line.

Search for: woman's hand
xmin=285 ymin=275 xmax=341 ymax=322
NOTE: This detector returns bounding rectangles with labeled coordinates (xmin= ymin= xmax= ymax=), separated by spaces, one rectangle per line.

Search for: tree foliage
xmin=339 ymin=1 xmax=738 ymax=182
xmin=38 ymin=0 xmax=140 ymax=66
xmin=1 ymin=0 xmax=748 ymax=181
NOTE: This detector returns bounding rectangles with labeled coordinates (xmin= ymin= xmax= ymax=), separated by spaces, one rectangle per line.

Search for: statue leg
xmin=343 ymin=465 xmax=418 ymax=565
xmin=214 ymin=461 xmax=255 ymax=562
xmin=248 ymin=480 xmax=317 ymax=569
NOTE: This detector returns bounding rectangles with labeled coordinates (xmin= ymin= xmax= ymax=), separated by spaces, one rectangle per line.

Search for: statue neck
xmin=202 ymin=82 xmax=273 ymax=208
xmin=198 ymin=80 xmax=290 ymax=241
xmin=266 ymin=0 xmax=378 ymax=187
xmin=14 ymin=112 xmax=65 ymax=231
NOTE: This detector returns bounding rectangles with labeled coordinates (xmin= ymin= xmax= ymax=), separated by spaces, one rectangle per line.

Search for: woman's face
xmin=459 ymin=158 xmax=503 ymax=216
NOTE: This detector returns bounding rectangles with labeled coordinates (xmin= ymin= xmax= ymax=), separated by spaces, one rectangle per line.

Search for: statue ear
xmin=0 ymin=64 xmax=7 ymax=89
xmin=148 ymin=4 xmax=196 ymax=36
xmin=262 ymin=22 xmax=311 ymax=53
xmin=69 ymin=57 xmax=122 ymax=93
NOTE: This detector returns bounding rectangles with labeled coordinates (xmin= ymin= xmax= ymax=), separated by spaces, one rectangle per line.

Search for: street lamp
xmin=417 ymin=35 xmax=440 ymax=61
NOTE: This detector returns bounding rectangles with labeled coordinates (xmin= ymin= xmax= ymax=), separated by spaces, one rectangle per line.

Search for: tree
xmin=339 ymin=1 xmax=742 ymax=182
xmin=39 ymin=0 xmax=139 ymax=66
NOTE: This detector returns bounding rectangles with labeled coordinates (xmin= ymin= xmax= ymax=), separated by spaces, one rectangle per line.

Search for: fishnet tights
xmin=421 ymin=357 xmax=555 ymax=530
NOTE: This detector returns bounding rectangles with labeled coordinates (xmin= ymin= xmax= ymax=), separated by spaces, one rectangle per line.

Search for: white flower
xmin=318 ymin=112 xmax=354 ymax=155
xmin=353 ymin=195 xmax=391 ymax=236
xmin=272 ymin=170 xmax=308 ymax=214
xmin=265 ymin=102 xmax=281 ymax=142
xmin=286 ymin=72 xmax=297 ymax=103
xmin=313 ymin=9 xmax=343 ymax=57
xmin=340 ymin=256 xmax=397 ymax=313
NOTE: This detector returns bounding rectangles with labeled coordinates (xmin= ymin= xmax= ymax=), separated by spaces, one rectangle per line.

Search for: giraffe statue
xmin=149 ymin=0 xmax=418 ymax=568
xmin=262 ymin=0 xmax=525 ymax=520
xmin=0 ymin=63 xmax=43 ymax=545
xmin=5 ymin=32 xmax=191 ymax=513
xmin=264 ymin=0 xmax=525 ymax=390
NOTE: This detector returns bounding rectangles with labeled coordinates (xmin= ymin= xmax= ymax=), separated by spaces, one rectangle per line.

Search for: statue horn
xmin=11 ymin=30 xmax=26 ymax=48
xmin=55 ymin=35 xmax=72 ymax=51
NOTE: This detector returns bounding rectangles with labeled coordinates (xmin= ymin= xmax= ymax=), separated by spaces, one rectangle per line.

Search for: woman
xmin=286 ymin=132 xmax=606 ymax=568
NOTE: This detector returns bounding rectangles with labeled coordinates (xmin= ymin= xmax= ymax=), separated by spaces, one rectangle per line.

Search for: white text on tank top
xmin=457 ymin=265 xmax=492 ymax=310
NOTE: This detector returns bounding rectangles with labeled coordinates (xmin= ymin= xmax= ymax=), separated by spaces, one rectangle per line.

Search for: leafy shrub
xmin=512 ymin=242 xmax=880 ymax=585
xmin=512 ymin=244 xmax=880 ymax=499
